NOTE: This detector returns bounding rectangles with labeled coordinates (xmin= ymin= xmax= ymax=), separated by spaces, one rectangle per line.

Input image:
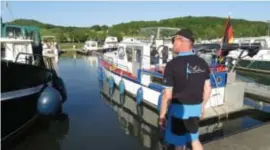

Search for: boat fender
xmin=52 ymin=76 xmax=67 ymax=102
xmin=109 ymin=76 xmax=115 ymax=95
xmin=157 ymin=92 xmax=163 ymax=112
xmin=119 ymin=79 xmax=125 ymax=95
xmin=37 ymin=86 xmax=62 ymax=115
xmin=98 ymin=68 xmax=105 ymax=81
xmin=109 ymin=76 xmax=114 ymax=89
xmin=136 ymin=87 xmax=143 ymax=105
xmin=99 ymin=80 xmax=104 ymax=89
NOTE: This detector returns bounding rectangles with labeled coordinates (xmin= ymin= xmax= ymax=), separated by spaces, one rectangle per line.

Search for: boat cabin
xmin=232 ymin=36 xmax=270 ymax=49
xmin=103 ymin=27 xmax=184 ymax=78
xmin=83 ymin=40 xmax=98 ymax=51
xmin=1 ymin=38 xmax=34 ymax=64
xmin=121 ymin=37 xmax=140 ymax=43
xmin=103 ymin=36 xmax=118 ymax=49
xmin=227 ymin=36 xmax=270 ymax=61
xmin=1 ymin=23 xmax=54 ymax=69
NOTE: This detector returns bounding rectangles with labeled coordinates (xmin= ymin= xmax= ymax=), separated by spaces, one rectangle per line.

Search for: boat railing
xmin=139 ymin=42 xmax=262 ymax=86
xmin=15 ymin=52 xmax=57 ymax=71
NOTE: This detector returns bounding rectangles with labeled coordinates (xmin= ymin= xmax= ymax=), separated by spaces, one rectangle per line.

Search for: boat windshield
xmin=5 ymin=26 xmax=23 ymax=39
xmin=105 ymin=41 xmax=118 ymax=44
xmin=137 ymin=27 xmax=180 ymax=40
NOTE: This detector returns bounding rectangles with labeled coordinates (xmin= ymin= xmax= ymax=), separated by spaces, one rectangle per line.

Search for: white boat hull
xmin=101 ymin=62 xmax=225 ymax=109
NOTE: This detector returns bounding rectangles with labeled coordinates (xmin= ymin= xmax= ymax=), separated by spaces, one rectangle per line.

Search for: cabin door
xmin=126 ymin=46 xmax=143 ymax=77
xmin=129 ymin=46 xmax=142 ymax=76
xmin=132 ymin=48 xmax=142 ymax=76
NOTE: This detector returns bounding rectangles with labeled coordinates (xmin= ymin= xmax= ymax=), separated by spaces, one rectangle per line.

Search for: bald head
xmin=171 ymin=29 xmax=195 ymax=53
xmin=172 ymin=35 xmax=193 ymax=53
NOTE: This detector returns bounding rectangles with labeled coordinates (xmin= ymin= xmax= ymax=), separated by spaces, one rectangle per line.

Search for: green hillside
xmin=7 ymin=16 xmax=268 ymax=43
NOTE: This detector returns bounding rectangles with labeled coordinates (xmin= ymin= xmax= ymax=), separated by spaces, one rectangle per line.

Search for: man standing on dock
xmin=159 ymin=29 xmax=212 ymax=150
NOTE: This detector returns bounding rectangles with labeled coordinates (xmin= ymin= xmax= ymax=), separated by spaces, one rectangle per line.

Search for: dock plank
xmin=244 ymin=82 xmax=270 ymax=103
xmin=204 ymin=123 xmax=270 ymax=150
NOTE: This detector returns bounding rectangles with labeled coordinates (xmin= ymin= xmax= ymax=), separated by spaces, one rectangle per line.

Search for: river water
xmin=4 ymin=56 xmax=270 ymax=150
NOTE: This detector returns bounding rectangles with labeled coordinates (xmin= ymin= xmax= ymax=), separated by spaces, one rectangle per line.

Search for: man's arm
xmin=201 ymin=66 xmax=212 ymax=118
xmin=160 ymin=88 xmax=172 ymax=119
xmin=201 ymin=62 xmax=212 ymax=119
xmin=159 ymin=62 xmax=174 ymax=119
xmin=202 ymin=79 xmax=212 ymax=107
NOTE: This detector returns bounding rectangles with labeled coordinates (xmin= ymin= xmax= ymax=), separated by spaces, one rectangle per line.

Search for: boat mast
xmin=267 ymin=20 xmax=270 ymax=36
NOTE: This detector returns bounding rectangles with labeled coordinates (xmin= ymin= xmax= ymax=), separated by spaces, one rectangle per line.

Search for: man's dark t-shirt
xmin=163 ymin=53 xmax=210 ymax=105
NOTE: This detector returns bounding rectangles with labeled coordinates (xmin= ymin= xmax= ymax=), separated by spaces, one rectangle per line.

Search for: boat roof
xmin=0 ymin=37 xmax=33 ymax=43
xmin=118 ymin=41 xmax=149 ymax=47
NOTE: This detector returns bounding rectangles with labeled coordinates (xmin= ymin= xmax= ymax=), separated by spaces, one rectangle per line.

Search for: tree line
xmin=9 ymin=16 xmax=269 ymax=43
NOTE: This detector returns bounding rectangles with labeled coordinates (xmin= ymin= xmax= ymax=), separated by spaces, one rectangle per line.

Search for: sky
xmin=1 ymin=1 xmax=270 ymax=27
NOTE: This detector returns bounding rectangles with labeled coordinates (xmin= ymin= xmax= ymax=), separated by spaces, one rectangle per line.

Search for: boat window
xmin=91 ymin=43 xmax=97 ymax=47
xmin=134 ymin=47 xmax=142 ymax=63
xmin=25 ymin=30 xmax=40 ymax=46
xmin=5 ymin=27 xmax=22 ymax=38
xmin=126 ymin=47 xmax=133 ymax=62
xmin=254 ymin=39 xmax=268 ymax=48
xmin=33 ymin=31 xmax=41 ymax=46
xmin=25 ymin=30 xmax=32 ymax=40
xmin=118 ymin=47 xmax=125 ymax=60
xmin=106 ymin=42 xmax=117 ymax=44
xmin=239 ymin=40 xmax=250 ymax=43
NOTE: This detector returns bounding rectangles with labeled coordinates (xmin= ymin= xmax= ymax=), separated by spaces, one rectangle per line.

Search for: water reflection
xmin=3 ymin=113 xmax=69 ymax=150
xmin=100 ymin=79 xmax=270 ymax=149
xmin=83 ymin=56 xmax=98 ymax=67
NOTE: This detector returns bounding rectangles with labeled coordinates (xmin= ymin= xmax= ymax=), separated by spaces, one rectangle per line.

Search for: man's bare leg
xmin=191 ymin=140 xmax=203 ymax=150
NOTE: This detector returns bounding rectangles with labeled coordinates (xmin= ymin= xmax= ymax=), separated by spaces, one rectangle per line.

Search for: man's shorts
xmin=164 ymin=103 xmax=202 ymax=146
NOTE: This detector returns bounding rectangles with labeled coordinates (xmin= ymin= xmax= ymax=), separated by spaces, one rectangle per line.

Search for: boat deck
xmin=203 ymin=122 xmax=270 ymax=150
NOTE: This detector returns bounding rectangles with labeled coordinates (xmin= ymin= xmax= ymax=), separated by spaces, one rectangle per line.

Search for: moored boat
xmin=97 ymin=27 xmax=262 ymax=116
xmin=226 ymin=36 xmax=270 ymax=74
xmin=1 ymin=22 xmax=67 ymax=142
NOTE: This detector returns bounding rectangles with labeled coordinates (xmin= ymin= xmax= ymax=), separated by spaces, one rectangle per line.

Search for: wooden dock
xmin=244 ymin=82 xmax=270 ymax=103
xmin=204 ymin=122 xmax=270 ymax=150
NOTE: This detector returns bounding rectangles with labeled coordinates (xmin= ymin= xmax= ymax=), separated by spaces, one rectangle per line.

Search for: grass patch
xmin=59 ymin=43 xmax=84 ymax=50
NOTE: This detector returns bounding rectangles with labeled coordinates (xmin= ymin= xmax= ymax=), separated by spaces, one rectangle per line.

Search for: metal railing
xmin=15 ymin=52 xmax=56 ymax=71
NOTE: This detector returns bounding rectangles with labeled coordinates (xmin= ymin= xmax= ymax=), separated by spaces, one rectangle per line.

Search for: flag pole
xmin=1 ymin=1 xmax=4 ymax=25
xmin=228 ymin=12 xmax=232 ymax=17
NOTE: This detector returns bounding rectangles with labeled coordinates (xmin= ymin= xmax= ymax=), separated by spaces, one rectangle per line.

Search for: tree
xmin=9 ymin=16 xmax=268 ymax=43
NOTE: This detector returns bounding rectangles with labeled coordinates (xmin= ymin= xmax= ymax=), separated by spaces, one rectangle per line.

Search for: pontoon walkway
xmin=204 ymin=122 xmax=270 ymax=150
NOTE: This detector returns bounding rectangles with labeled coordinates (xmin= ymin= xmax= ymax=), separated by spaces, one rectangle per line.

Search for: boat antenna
xmin=1 ymin=1 xmax=4 ymax=25
xmin=1 ymin=1 xmax=14 ymax=24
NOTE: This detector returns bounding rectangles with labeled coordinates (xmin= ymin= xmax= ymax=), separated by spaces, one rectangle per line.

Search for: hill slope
xmin=7 ymin=16 xmax=268 ymax=42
